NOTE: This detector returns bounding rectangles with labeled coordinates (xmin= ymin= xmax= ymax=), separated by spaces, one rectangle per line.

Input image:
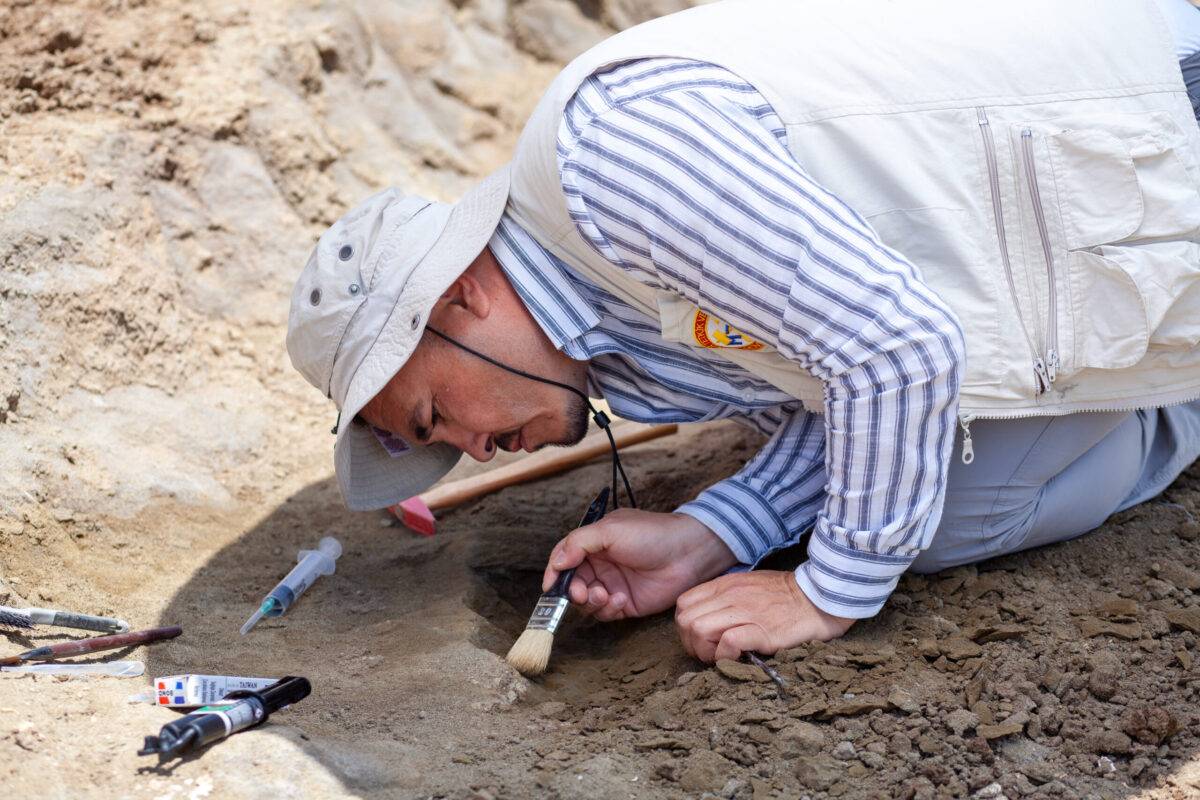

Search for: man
xmin=286 ymin=0 xmax=1200 ymax=664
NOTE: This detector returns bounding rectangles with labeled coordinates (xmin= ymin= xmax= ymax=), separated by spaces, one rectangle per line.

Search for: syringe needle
xmin=239 ymin=602 xmax=271 ymax=636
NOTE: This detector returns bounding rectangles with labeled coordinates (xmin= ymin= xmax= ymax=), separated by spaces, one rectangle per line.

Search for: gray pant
xmin=910 ymin=400 xmax=1200 ymax=573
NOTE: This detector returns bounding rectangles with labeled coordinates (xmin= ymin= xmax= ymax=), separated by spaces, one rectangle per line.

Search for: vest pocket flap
xmin=1094 ymin=241 xmax=1200 ymax=350
xmin=1040 ymin=127 xmax=1141 ymax=250
xmin=1066 ymin=249 xmax=1148 ymax=372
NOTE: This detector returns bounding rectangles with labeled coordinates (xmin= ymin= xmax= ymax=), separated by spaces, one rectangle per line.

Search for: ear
xmin=435 ymin=270 xmax=491 ymax=321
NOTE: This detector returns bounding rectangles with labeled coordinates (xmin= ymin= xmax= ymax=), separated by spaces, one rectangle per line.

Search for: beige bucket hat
xmin=286 ymin=167 xmax=510 ymax=510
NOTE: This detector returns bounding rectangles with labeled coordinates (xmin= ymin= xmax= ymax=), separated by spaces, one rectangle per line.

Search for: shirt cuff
xmin=675 ymin=479 xmax=792 ymax=566
xmin=793 ymin=527 xmax=914 ymax=619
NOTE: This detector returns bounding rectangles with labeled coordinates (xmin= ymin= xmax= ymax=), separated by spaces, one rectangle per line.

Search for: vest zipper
xmin=1021 ymin=129 xmax=1060 ymax=385
xmin=958 ymin=412 xmax=976 ymax=465
xmin=976 ymin=108 xmax=1047 ymax=395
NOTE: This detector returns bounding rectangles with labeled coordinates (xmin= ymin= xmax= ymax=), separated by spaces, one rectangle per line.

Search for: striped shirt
xmin=490 ymin=59 xmax=965 ymax=618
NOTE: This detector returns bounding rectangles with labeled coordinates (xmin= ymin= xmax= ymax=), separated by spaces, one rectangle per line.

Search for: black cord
xmin=426 ymin=327 xmax=637 ymax=510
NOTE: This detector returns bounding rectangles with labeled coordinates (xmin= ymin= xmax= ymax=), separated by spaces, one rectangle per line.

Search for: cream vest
xmin=508 ymin=0 xmax=1200 ymax=422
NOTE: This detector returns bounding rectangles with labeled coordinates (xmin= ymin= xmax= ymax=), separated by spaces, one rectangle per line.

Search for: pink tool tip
xmin=390 ymin=497 xmax=436 ymax=536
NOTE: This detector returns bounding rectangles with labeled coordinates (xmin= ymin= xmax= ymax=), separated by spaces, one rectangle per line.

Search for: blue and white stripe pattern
xmin=491 ymin=59 xmax=966 ymax=618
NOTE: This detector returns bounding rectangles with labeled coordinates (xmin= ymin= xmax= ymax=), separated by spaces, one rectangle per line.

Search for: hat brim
xmin=333 ymin=165 xmax=511 ymax=511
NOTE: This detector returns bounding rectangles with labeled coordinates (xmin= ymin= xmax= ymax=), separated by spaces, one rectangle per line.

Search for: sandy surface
xmin=2 ymin=1 xmax=1200 ymax=798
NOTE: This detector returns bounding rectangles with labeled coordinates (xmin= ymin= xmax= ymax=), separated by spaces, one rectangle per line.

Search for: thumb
xmin=714 ymin=623 xmax=770 ymax=663
xmin=541 ymin=522 xmax=612 ymax=591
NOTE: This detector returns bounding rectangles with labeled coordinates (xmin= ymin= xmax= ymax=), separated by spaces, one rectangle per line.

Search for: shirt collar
xmin=488 ymin=214 xmax=601 ymax=351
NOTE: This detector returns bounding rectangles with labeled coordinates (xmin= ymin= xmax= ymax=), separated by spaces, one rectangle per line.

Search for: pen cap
xmin=259 ymin=676 xmax=313 ymax=713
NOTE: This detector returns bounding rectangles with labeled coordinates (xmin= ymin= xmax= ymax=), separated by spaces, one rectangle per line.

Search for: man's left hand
xmin=674 ymin=570 xmax=855 ymax=663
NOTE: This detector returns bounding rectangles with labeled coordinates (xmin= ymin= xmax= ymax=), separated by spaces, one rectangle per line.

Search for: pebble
xmin=715 ymin=659 xmax=769 ymax=683
xmin=887 ymin=686 xmax=920 ymax=713
xmin=977 ymin=721 xmax=1024 ymax=740
xmin=1078 ymin=618 xmax=1143 ymax=640
xmin=1086 ymin=729 xmax=1133 ymax=755
xmin=1166 ymin=608 xmax=1200 ymax=634
xmin=832 ymin=740 xmax=856 ymax=760
xmin=973 ymin=783 xmax=1005 ymax=799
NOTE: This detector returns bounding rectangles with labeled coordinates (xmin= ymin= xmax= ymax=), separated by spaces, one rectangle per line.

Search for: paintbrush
xmin=0 ymin=608 xmax=33 ymax=630
xmin=0 ymin=605 xmax=129 ymax=633
xmin=0 ymin=625 xmax=182 ymax=666
xmin=506 ymin=488 xmax=610 ymax=676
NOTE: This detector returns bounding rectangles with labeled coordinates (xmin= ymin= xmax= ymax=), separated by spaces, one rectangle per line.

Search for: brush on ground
xmin=506 ymin=488 xmax=610 ymax=676
xmin=0 ymin=608 xmax=33 ymax=630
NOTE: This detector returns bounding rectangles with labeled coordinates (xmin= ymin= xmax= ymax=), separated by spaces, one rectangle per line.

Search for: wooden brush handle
xmin=0 ymin=625 xmax=182 ymax=666
xmin=420 ymin=423 xmax=677 ymax=511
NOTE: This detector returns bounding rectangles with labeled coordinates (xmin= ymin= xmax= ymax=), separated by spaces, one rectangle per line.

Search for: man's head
xmin=286 ymin=166 xmax=589 ymax=510
xmin=358 ymin=245 xmax=590 ymax=463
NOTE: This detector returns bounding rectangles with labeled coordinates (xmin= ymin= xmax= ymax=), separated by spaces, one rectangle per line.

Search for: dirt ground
xmin=2 ymin=1 xmax=1200 ymax=798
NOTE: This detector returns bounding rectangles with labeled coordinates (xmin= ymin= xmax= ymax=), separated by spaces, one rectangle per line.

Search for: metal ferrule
xmin=526 ymin=595 xmax=570 ymax=634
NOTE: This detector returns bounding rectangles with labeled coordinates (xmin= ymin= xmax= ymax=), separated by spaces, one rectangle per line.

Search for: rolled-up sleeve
xmin=559 ymin=73 xmax=965 ymax=618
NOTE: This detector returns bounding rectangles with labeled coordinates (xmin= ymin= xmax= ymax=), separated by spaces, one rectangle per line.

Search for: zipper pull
xmin=1046 ymin=349 xmax=1059 ymax=384
xmin=958 ymin=413 xmax=976 ymax=465
xmin=1033 ymin=357 xmax=1049 ymax=395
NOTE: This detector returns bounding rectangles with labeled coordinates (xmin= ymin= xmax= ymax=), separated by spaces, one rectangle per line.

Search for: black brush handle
xmin=545 ymin=488 xmax=610 ymax=599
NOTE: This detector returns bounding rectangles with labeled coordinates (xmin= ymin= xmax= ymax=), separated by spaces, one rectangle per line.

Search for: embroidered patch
xmin=692 ymin=310 xmax=765 ymax=350
xmin=369 ymin=424 xmax=412 ymax=457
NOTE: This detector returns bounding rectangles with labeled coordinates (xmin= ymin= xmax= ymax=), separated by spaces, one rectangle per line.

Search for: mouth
xmin=496 ymin=426 xmax=523 ymax=453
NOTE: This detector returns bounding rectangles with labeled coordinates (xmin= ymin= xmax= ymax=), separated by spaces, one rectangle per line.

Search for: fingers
xmin=715 ymin=623 xmax=770 ymax=663
xmin=542 ymin=521 xmax=613 ymax=591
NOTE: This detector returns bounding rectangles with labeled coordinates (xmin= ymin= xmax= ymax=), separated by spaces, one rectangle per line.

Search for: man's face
xmin=360 ymin=333 xmax=590 ymax=463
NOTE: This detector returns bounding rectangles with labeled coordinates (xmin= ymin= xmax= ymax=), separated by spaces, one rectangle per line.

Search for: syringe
xmin=240 ymin=536 xmax=342 ymax=635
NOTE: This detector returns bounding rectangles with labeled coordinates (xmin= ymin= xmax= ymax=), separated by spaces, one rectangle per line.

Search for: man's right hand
xmin=541 ymin=509 xmax=739 ymax=621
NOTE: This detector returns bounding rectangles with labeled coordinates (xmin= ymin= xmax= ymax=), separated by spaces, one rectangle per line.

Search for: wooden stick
xmin=420 ymin=423 xmax=677 ymax=511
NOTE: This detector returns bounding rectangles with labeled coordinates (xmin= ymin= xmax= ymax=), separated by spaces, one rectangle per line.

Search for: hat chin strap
xmin=425 ymin=326 xmax=637 ymax=511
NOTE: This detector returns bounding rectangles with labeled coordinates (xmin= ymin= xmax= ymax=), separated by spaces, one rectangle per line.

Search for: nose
xmin=439 ymin=423 xmax=495 ymax=463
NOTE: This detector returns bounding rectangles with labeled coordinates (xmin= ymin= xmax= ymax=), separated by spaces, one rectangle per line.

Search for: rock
xmin=1166 ymin=608 xmax=1200 ymax=634
xmin=1152 ymin=562 xmax=1200 ymax=591
xmin=678 ymin=751 xmax=734 ymax=794
xmin=1120 ymin=706 xmax=1181 ymax=745
xmin=888 ymin=686 xmax=920 ymax=713
xmin=601 ymin=0 xmax=699 ymax=30
xmin=817 ymin=695 xmax=889 ymax=719
xmin=940 ymin=637 xmax=984 ymax=661
xmin=509 ymin=0 xmax=608 ymax=63
xmin=812 ymin=663 xmax=858 ymax=683
xmin=973 ymin=784 xmax=1005 ymax=799
xmin=832 ymin=740 xmax=857 ymax=760
xmin=917 ymin=734 xmax=946 ymax=755
xmin=1098 ymin=597 xmax=1140 ymax=619
xmin=1087 ymin=668 xmax=1120 ymax=701
xmin=945 ymin=709 xmax=980 ymax=737
xmin=538 ymin=701 xmax=568 ymax=720
xmin=635 ymin=736 xmax=691 ymax=752
xmin=1085 ymin=729 xmax=1133 ymax=755
xmin=968 ymin=623 xmax=1027 ymax=644
xmin=977 ymin=721 xmax=1024 ymax=740
xmin=778 ymin=722 xmax=825 ymax=757
xmin=1078 ymin=618 xmax=1143 ymax=640
xmin=917 ymin=637 xmax=940 ymax=658
xmin=889 ymin=732 xmax=913 ymax=754
xmin=715 ymin=659 xmax=769 ymax=683
xmin=843 ymin=643 xmax=896 ymax=667
xmin=795 ymin=755 xmax=843 ymax=791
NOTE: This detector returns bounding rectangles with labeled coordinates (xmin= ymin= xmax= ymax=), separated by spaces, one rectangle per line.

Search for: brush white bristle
xmin=505 ymin=628 xmax=555 ymax=676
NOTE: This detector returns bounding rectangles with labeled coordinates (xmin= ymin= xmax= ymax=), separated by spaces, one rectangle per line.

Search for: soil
xmin=2 ymin=1 xmax=1200 ymax=799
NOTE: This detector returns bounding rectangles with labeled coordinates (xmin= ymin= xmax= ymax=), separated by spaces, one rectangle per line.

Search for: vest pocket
xmin=1016 ymin=111 xmax=1200 ymax=381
